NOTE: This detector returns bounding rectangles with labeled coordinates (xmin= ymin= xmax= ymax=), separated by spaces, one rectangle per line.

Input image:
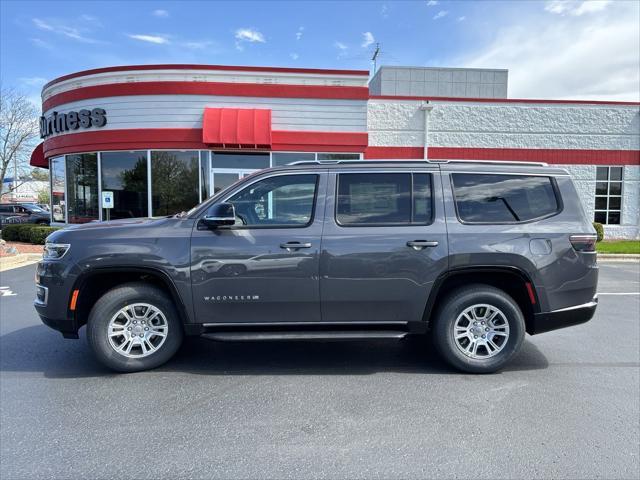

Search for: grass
xmin=597 ymin=240 xmax=640 ymax=254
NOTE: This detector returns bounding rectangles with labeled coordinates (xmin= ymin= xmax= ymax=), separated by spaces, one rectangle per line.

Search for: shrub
xmin=592 ymin=222 xmax=604 ymax=242
xmin=1 ymin=224 xmax=60 ymax=244
xmin=29 ymin=226 xmax=58 ymax=245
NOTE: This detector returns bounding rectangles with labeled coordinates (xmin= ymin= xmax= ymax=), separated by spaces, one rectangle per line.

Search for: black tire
xmin=87 ymin=282 xmax=184 ymax=372
xmin=432 ymin=284 xmax=525 ymax=374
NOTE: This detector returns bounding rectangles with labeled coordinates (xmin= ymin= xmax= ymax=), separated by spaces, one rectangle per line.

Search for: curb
xmin=597 ymin=253 xmax=640 ymax=262
xmin=0 ymin=254 xmax=42 ymax=272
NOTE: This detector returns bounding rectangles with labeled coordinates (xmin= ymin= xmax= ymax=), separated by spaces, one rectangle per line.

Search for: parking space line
xmin=0 ymin=286 xmax=17 ymax=297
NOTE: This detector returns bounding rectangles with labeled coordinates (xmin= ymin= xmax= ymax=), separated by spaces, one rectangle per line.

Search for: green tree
xmin=36 ymin=186 xmax=50 ymax=205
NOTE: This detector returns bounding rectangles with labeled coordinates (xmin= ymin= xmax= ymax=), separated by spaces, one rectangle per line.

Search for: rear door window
xmin=336 ymin=173 xmax=433 ymax=226
xmin=451 ymin=173 xmax=559 ymax=223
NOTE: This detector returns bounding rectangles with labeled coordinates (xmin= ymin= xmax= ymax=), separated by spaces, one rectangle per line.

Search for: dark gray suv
xmin=34 ymin=160 xmax=598 ymax=373
xmin=0 ymin=203 xmax=50 ymax=226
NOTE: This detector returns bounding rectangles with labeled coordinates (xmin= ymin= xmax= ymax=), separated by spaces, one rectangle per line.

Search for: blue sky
xmin=1 ymin=0 xmax=638 ymax=104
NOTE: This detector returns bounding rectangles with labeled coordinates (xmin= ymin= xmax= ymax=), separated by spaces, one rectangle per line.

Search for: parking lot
xmin=1 ymin=261 xmax=638 ymax=479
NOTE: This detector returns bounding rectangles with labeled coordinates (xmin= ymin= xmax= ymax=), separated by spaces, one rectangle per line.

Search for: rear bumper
xmin=528 ymin=296 xmax=598 ymax=335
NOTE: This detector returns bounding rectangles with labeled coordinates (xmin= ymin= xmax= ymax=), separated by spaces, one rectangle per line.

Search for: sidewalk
xmin=0 ymin=241 xmax=43 ymax=272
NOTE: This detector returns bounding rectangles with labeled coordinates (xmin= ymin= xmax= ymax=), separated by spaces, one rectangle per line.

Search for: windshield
xmin=23 ymin=204 xmax=45 ymax=213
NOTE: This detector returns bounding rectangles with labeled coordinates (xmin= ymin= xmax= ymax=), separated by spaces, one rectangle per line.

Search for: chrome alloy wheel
xmin=107 ymin=303 xmax=168 ymax=358
xmin=453 ymin=304 xmax=510 ymax=359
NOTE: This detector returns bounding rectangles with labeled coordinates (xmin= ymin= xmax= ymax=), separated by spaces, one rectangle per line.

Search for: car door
xmin=191 ymin=170 xmax=327 ymax=324
xmin=0 ymin=205 xmax=11 ymax=221
xmin=320 ymin=168 xmax=448 ymax=323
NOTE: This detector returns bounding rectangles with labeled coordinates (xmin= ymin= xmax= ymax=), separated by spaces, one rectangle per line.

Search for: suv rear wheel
xmin=87 ymin=283 xmax=183 ymax=372
xmin=432 ymin=284 xmax=525 ymax=373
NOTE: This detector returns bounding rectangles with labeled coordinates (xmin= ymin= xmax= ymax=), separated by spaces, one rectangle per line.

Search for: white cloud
xmin=426 ymin=0 xmax=438 ymax=5
xmin=462 ymin=1 xmax=639 ymax=101
xmin=334 ymin=41 xmax=348 ymax=59
xmin=32 ymin=18 xmax=54 ymax=31
xmin=32 ymin=16 xmax=104 ymax=43
xmin=290 ymin=52 xmax=299 ymax=60
xmin=128 ymin=34 xmax=170 ymax=44
xmin=153 ymin=9 xmax=169 ymax=18
xmin=361 ymin=31 xmax=375 ymax=48
xmin=381 ymin=4 xmax=389 ymax=18
xmin=545 ymin=0 xmax=611 ymax=16
xmin=182 ymin=40 xmax=213 ymax=49
xmin=457 ymin=16 xmax=466 ymax=22
xmin=30 ymin=38 xmax=52 ymax=50
xmin=296 ymin=26 xmax=304 ymax=40
xmin=433 ymin=10 xmax=448 ymax=20
xmin=235 ymin=28 xmax=265 ymax=43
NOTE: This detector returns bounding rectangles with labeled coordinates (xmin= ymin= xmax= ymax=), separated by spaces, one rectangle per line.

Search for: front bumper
xmin=34 ymin=260 xmax=80 ymax=339
xmin=528 ymin=296 xmax=598 ymax=335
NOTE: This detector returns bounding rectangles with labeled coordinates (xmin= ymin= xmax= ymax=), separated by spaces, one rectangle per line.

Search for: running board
xmin=201 ymin=330 xmax=409 ymax=342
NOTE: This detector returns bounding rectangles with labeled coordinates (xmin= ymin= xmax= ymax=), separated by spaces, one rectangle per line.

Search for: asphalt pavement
xmin=1 ymin=262 xmax=639 ymax=479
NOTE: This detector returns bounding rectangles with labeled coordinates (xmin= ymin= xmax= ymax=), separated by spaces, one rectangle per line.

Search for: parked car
xmin=0 ymin=203 xmax=50 ymax=226
xmin=34 ymin=160 xmax=598 ymax=373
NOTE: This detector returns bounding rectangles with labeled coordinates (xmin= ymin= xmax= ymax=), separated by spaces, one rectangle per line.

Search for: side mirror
xmin=201 ymin=202 xmax=236 ymax=229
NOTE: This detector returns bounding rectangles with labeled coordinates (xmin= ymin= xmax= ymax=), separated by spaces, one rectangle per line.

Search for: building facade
xmin=30 ymin=64 xmax=640 ymax=238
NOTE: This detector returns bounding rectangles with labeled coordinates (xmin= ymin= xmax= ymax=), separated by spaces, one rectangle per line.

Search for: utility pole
xmin=371 ymin=43 xmax=380 ymax=74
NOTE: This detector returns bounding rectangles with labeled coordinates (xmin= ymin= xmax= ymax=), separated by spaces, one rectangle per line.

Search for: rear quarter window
xmin=451 ymin=173 xmax=560 ymax=223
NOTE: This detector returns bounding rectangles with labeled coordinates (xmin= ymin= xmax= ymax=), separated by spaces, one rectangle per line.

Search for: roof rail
xmin=288 ymin=159 xmax=549 ymax=167
xmin=431 ymin=159 xmax=549 ymax=167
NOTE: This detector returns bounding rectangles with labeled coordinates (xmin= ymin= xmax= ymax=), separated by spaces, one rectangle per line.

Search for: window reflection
xmin=66 ymin=153 xmax=98 ymax=224
xmin=452 ymin=174 xmax=559 ymax=223
xmin=228 ymin=174 xmax=317 ymax=227
xmin=151 ymin=151 xmax=199 ymax=216
xmin=101 ymin=151 xmax=148 ymax=219
xmin=50 ymin=156 xmax=65 ymax=223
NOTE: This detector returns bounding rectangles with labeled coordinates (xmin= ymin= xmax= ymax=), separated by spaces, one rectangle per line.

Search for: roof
xmin=43 ymin=64 xmax=371 ymax=90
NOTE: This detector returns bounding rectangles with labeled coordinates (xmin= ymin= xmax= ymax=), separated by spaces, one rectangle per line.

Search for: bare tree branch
xmin=0 ymin=88 xmax=40 ymax=197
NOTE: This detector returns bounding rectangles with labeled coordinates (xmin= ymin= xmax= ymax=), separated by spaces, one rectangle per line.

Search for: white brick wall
xmin=368 ymin=100 xmax=640 ymax=150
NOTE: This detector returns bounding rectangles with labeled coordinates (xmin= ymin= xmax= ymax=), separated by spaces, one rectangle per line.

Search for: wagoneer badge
xmin=204 ymin=295 xmax=260 ymax=302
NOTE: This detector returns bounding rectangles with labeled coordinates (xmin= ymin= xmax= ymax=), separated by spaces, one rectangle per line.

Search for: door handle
xmin=406 ymin=240 xmax=439 ymax=250
xmin=280 ymin=242 xmax=312 ymax=251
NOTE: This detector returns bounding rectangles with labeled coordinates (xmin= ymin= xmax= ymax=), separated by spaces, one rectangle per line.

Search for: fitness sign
xmin=39 ymin=108 xmax=107 ymax=139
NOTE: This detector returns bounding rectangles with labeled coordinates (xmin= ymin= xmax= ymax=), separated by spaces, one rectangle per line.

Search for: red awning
xmin=202 ymin=108 xmax=272 ymax=148
xmin=30 ymin=142 xmax=47 ymax=168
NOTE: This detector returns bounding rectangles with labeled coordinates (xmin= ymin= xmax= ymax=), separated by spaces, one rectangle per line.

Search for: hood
xmin=46 ymin=216 xmax=179 ymax=243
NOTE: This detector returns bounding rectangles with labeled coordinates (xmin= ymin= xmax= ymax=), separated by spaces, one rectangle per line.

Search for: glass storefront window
xmin=50 ymin=156 xmax=65 ymax=223
xmin=151 ymin=151 xmax=199 ymax=216
xmin=101 ymin=151 xmax=149 ymax=219
xmin=211 ymin=152 xmax=270 ymax=169
xmin=272 ymin=152 xmax=315 ymax=166
xmin=66 ymin=153 xmax=98 ymax=224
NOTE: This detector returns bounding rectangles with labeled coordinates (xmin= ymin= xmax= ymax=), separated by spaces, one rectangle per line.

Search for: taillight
xmin=570 ymin=234 xmax=597 ymax=252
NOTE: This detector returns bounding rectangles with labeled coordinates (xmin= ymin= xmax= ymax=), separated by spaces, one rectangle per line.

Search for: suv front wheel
xmin=433 ymin=284 xmax=525 ymax=373
xmin=87 ymin=283 xmax=184 ymax=372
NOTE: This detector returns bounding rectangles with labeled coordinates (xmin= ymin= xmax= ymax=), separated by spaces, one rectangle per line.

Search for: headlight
xmin=43 ymin=243 xmax=70 ymax=260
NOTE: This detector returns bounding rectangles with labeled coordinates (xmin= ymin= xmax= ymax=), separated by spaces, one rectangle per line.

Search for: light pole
xmin=419 ymin=102 xmax=434 ymax=160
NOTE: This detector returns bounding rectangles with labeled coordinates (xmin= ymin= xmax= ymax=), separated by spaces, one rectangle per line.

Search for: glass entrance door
xmin=209 ymin=152 xmax=270 ymax=197
xmin=211 ymin=169 xmax=256 ymax=196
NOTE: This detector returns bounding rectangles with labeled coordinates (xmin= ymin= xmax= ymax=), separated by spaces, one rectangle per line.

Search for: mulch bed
xmin=0 ymin=241 xmax=44 ymax=257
